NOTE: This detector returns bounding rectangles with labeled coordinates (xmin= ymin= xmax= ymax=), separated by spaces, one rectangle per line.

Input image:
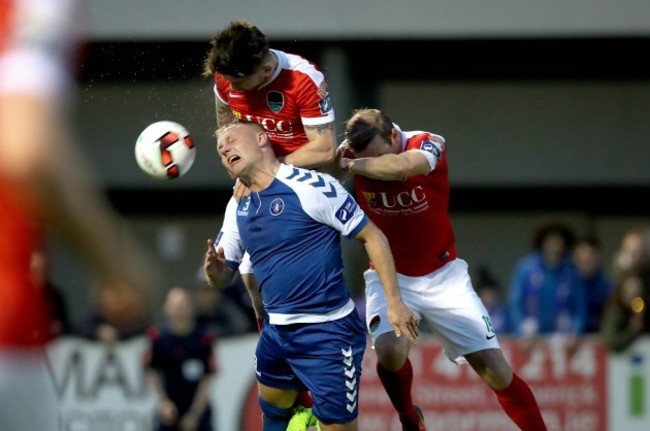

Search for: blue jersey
xmin=217 ymin=164 xmax=368 ymax=325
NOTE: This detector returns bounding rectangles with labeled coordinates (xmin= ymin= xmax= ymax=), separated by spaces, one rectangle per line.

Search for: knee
xmin=481 ymin=359 xmax=513 ymax=390
xmin=258 ymin=396 xmax=294 ymax=421
xmin=375 ymin=334 xmax=409 ymax=370
xmin=467 ymin=350 xmax=513 ymax=390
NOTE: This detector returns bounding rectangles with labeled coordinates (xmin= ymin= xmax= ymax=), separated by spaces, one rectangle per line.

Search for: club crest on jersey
xmin=266 ymin=91 xmax=284 ymax=113
xmin=336 ymin=196 xmax=357 ymax=224
xmin=362 ymin=191 xmax=377 ymax=207
xmin=269 ymin=198 xmax=285 ymax=216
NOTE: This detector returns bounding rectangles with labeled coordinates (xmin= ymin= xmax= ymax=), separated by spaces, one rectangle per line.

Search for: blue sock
xmin=259 ymin=396 xmax=293 ymax=431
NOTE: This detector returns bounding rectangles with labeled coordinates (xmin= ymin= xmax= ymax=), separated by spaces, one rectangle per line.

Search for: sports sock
xmin=259 ymin=396 xmax=293 ymax=431
xmin=376 ymin=358 xmax=421 ymax=427
xmin=493 ymin=373 xmax=547 ymax=431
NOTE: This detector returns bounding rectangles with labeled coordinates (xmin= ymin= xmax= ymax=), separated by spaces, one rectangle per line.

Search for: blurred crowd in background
xmin=39 ymin=218 xmax=649 ymax=355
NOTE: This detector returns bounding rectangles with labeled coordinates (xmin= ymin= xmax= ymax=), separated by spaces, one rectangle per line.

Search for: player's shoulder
xmin=278 ymin=164 xmax=342 ymax=199
xmin=276 ymin=49 xmax=325 ymax=83
xmin=404 ymin=130 xmax=446 ymax=151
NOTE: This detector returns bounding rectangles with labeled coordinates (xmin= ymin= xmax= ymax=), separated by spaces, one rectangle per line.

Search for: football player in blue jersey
xmin=204 ymin=120 xmax=419 ymax=431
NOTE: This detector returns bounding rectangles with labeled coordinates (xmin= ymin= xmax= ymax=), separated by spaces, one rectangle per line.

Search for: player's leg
xmin=255 ymin=322 xmax=300 ymax=431
xmin=258 ymin=383 xmax=299 ymax=431
xmin=465 ymin=348 xmax=547 ymax=430
xmin=423 ymin=258 xmax=547 ymax=431
xmin=241 ymin=255 xmax=312 ymax=407
xmin=287 ymin=312 xmax=366 ymax=431
xmin=364 ymin=270 xmax=425 ymax=431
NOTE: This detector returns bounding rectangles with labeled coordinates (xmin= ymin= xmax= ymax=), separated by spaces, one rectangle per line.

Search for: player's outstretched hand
xmin=387 ymin=298 xmax=420 ymax=344
xmin=233 ymin=178 xmax=252 ymax=203
xmin=203 ymin=239 xmax=227 ymax=288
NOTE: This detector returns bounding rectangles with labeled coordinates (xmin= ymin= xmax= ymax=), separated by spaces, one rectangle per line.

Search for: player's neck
xmin=245 ymin=160 xmax=281 ymax=192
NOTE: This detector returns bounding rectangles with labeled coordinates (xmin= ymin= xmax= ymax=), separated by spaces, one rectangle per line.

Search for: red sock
xmin=493 ymin=373 xmax=547 ymax=431
xmin=294 ymin=390 xmax=313 ymax=408
xmin=377 ymin=359 xmax=420 ymax=427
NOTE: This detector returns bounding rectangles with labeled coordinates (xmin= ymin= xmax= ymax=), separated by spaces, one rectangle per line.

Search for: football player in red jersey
xmin=340 ymin=108 xmax=548 ymax=431
xmin=0 ymin=1 xmax=153 ymax=429
xmin=202 ymin=20 xmax=339 ymax=412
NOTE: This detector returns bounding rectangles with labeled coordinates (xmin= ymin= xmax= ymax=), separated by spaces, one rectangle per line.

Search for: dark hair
xmin=344 ymin=108 xmax=393 ymax=154
xmin=532 ymin=220 xmax=576 ymax=250
xmin=202 ymin=20 xmax=270 ymax=78
xmin=575 ymin=233 xmax=602 ymax=250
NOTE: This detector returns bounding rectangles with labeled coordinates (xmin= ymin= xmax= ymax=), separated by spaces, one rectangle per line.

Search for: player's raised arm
xmin=215 ymin=97 xmax=236 ymax=128
xmin=282 ymin=121 xmax=337 ymax=169
xmin=354 ymin=221 xmax=420 ymax=343
xmin=342 ymin=149 xmax=432 ymax=181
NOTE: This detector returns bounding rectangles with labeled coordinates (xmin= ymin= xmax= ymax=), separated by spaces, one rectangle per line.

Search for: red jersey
xmin=214 ymin=49 xmax=335 ymax=158
xmin=0 ymin=0 xmax=76 ymax=346
xmin=348 ymin=127 xmax=457 ymax=277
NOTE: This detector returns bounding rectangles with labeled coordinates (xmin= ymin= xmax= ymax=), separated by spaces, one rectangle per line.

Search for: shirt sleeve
xmin=406 ymin=133 xmax=446 ymax=172
xmin=214 ymin=196 xmax=245 ymax=271
xmin=296 ymin=171 xmax=368 ymax=238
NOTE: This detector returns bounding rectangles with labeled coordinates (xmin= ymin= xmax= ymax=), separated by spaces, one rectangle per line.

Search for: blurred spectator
xmin=572 ymin=234 xmax=613 ymax=333
xmin=76 ymin=279 xmax=151 ymax=342
xmin=600 ymin=227 xmax=650 ymax=352
xmin=474 ymin=265 xmax=510 ymax=335
xmin=611 ymin=226 xmax=650 ymax=284
xmin=600 ymin=273 xmax=648 ymax=352
xmin=193 ymin=277 xmax=255 ymax=338
xmin=507 ymin=220 xmax=586 ymax=353
xmin=145 ymin=287 xmax=217 ymax=431
xmin=30 ymin=248 xmax=72 ymax=337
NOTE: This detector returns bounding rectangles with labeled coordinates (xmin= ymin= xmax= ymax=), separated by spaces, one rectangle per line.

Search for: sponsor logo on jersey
xmin=363 ymin=186 xmax=427 ymax=209
xmin=266 ymin=91 xmax=284 ymax=113
xmin=269 ymin=198 xmax=284 ymax=216
xmin=336 ymin=195 xmax=358 ymax=224
xmin=239 ymin=113 xmax=295 ymax=135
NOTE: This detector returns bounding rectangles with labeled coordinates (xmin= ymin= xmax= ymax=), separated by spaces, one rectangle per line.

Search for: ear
xmin=390 ymin=128 xmax=401 ymax=144
xmin=257 ymin=131 xmax=267 ymax=147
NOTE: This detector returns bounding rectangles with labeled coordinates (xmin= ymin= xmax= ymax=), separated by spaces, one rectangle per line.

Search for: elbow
xmin=321 ymin=147 xmax=337 ymax=165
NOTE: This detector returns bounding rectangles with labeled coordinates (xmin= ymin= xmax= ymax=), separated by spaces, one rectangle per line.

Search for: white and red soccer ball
xmin=135 ymin=120 xmax=196 ymax=180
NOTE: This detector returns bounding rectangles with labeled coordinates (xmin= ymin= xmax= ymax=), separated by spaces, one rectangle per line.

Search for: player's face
xmin=354 ymin=135 xmax=392 ymax=158
xmin=217 ymin=125 xmax=261 ymax=177
xmin=223 ymin=65 xmax=268 ymax=91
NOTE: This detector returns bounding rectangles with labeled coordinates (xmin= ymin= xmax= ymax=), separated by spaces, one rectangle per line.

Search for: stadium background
xmin=43 ymin=2 xmax=650 ymax=429
xmin=51 ymin=0 xmax=650 ymax=324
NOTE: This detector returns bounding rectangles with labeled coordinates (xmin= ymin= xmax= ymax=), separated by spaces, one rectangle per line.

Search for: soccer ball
xmin=135 ymin=120 xmax=196 ymax=180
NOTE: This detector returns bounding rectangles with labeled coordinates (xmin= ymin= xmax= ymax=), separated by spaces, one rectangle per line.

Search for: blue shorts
xmin=255 ymin=311 xmax=367 ymax=424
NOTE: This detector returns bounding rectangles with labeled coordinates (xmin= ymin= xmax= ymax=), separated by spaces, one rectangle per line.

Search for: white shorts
xmin=0 ymin=347 xmax=58 ymax=431
xmin=364 ymin=258 xmax=500 ymax=364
